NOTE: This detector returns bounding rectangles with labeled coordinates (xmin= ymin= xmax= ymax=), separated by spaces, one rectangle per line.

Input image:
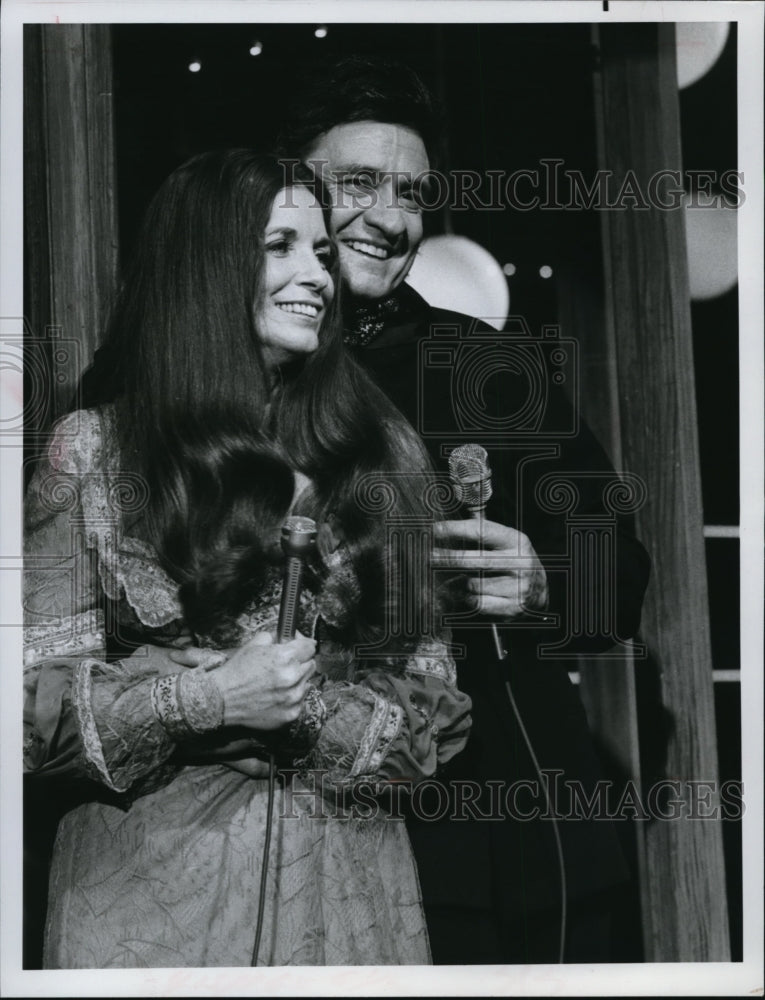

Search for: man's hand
xmin=125 ymin=642 xmax=221 ymax=676
xmin=433 ymin=519 xmax=548 ymax=621
xmin=224 ymin=758 xmax=272 ymax=778
xmin=201 ymin=741 xmax=273 ymax=780
xmin=177 ymin=734 xmax=273 ymax=778
xmin=167 ymin=645 xmax=229 ymax=671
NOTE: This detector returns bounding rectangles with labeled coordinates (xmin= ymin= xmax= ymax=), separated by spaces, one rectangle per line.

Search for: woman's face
xmin=257 ymin=185 xmax=335 ymax=370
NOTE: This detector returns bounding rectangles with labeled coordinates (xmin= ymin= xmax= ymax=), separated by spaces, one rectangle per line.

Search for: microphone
xmin=276 ymin=515 xmax=318 ymax=643
xmin=447 ymin=444 xmax=507 ymax=661
xmin=449 ymin=447 xmax=565 ymax=960
xmin=253 ymin=514 xmax=317 ymax=968
xmin=448 ymin=444 xmax=492 ymax=517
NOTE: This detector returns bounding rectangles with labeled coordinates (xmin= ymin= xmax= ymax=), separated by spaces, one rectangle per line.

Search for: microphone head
xmin=281 ymin=516 xmax=318 ymax=558
xmin=448 ymin=444 xmax=493 ymax=514
xmin=448 ymin=443 xmax=489 ymax=482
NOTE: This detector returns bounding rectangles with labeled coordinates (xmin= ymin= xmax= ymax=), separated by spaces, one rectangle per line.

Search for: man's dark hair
xmin=277 ymin=55 xmax=443 ymax=167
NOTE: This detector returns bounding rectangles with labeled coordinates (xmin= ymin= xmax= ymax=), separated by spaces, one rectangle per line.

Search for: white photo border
xmin=1 ymin=1 xmax=762 ymax=996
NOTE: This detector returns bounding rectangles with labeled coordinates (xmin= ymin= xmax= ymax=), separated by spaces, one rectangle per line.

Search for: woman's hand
xmin=202 ymin=630 xmax=316 ymax=730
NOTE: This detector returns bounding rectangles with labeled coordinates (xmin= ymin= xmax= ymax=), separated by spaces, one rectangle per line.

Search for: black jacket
xmin=345 ymin=284 xmax=651 ymax=917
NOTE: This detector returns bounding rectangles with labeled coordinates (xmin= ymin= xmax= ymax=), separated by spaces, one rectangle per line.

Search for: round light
xmin=314 ymin=26 xmax=328 ymax=39
xmin=676 ymin=22 xmax=729 ymax=89
xmin=503 ymin=262 xmax=516 ymax=277
xmin=249 ymin=42 xmax=263 ymax=56
xmin=406 ymin=235 xmax=510 ymax=331
xmin=683 ymin=193 xmax=738 ymax=300
xmin=188 ymin=61 xmax=202 ymax=73
xmin=539 ymin=265 xmax=553 ymax=279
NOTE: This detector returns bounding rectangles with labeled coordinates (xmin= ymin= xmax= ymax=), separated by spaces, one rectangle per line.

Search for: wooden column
xmin=24 ymin=24 xmax=119 ymax=444
xmin=22 ymin=24 xmax=119 ymax=967
xmin=591 ymin=23 xmax=730 ymax=961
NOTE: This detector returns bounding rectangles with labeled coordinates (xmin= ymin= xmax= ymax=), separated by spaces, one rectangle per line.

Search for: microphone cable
xmin=251 ymin=752 xmax=276 ymax=966
xmin=503 ymin=670 xmax=567 ymax=964
xmin=448 ymin=444 xmax=567 ymax=963
xmin=250 ymin=515 xmax=317 ymax=967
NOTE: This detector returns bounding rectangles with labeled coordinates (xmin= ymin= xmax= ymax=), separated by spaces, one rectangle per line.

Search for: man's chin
xmin=337 ymin=246 xmax=409 ymax=302
xmin=343 ymin=268 xmax=402 ymax=303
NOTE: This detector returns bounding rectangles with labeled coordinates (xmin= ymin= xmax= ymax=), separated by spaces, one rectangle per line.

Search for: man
xmin=278 ymin=56 xmax=651 ymax=964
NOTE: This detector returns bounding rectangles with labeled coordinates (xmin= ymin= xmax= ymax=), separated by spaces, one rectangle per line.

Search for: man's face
xmin=305 ymin=121 xmax=430 ymax=302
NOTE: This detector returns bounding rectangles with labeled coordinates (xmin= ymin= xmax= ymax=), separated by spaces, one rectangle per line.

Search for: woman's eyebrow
xmin=265 ymin=226 xmax=297 ymax=239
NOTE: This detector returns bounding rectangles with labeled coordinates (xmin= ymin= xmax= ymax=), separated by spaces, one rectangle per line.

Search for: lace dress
xmin=23 ymin=408 xmax=472 ymax=968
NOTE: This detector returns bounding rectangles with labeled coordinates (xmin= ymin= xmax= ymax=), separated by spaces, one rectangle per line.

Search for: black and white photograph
xmin=1 ymin=1 xmax=763 ymax=995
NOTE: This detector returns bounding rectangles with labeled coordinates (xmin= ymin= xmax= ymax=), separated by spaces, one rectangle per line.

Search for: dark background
xmin=110 ymin=22 xmax=741 ymax=959
xmin=111 ymin=22 xmax=739 ymax=525
xmin=24 ymin=22 xmax=742 ymax=966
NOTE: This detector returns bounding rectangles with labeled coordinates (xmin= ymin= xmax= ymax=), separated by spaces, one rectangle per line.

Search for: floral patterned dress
xmin=23 ymin=407 xmax=472 ymax=968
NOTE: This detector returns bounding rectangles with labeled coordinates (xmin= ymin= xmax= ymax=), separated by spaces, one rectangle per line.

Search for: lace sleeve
xmin=292 ymin=634 xmax=472 ymax=787
xmin=24 ymin=410 xmax=177 ymax=792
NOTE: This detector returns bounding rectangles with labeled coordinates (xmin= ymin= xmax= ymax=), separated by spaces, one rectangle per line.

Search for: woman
xmin=23 ymin=150 xmax=471 ymax=967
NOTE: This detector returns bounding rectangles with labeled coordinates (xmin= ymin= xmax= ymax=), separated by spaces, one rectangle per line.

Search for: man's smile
xmin=342 ymin=238 xmax=398 ymax=260
xmin=305 ymin=122 xmax=428 ymax=299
